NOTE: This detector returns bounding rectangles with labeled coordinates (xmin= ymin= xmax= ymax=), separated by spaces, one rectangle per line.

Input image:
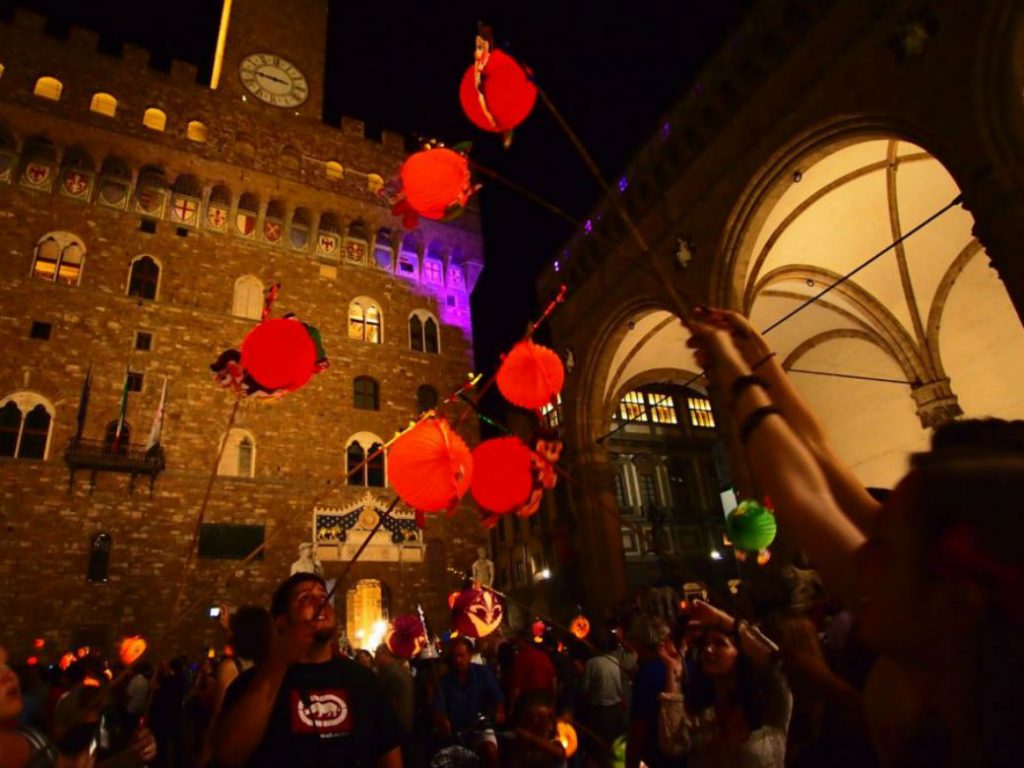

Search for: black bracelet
xmin=751 ymin=351 xmax=777 ymax=371
xmin=730 ymin=375 xmax=768 ymax=405
xmin=739 ymin=405 xmax=782 ymax=444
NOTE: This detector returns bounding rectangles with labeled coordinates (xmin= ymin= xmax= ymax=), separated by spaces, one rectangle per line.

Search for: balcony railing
xmin=65 ymin=437 xmax=165 ymax=493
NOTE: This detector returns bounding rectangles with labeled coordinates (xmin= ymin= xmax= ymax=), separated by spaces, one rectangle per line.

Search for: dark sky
xmin=4 ymin=0 xmax=748 ymax=373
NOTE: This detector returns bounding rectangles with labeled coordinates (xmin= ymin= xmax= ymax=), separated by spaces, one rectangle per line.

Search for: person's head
xmin=354 ymin=649 xmax=373 ymax=669
xmin=270 ymin=573 xmax=335 ymax=644
xmin=373 ymin=644 xmax=394 ymax=669
xmin=448 ymin=637 xmax=474 ymax=674
xmin=856 ymin=449 xmax=1024 ymax=660
xmin=229 ymin=605 xmax=273 ymax=664
xmin=698 ymin=628 xmax=740 ymax=678
xmin=517 ymin=691 xmax=556 ymax=736
xmin=0 ymin=646 xmax=24 ymax=722
xmin=477 ymin=546 xmax=486 ymax=559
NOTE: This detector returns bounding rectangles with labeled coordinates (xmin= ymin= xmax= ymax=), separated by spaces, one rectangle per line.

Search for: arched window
xmin=417 ymin=385 xmax=438 ymax=413
xmin=217 ymin=428 xmax=257 ymax=478
xmin=103 ymin=420 xmax=131 ymax=453
xmin=90 ymin=92 xmax=117 ymax=117
xmin=424 ymin=318 xmax=439 ymax=354
xmin=33 ymin=76 xmax=62 ymax=101
xmin=348 ymin=298 xmax=382 ymax=343
xmin=127 ymin=256 xmax=160 ymax=300
xmin=233 ymin=276 xmax=263 ymax=319
xmin=143 ymin=107 xmax=167 ymax=132
xmin=346 ymin=433 xmax=386 ymax=487
xmin=325 ymin=161 xmax=343 ymax=180
xmin=186 ymin=120 xmax=208 ymax=142
xmin=346 ymin=441 xmax=366 ymax=486
xmin=409 ymin=315 xmax=423 ymax=352
xmin=354 ymin=377 xmax=379 ymax=411
xmin=0 ymin=394 xmax=54 ymax=459
xmin=32 ymin=232 xmax=85 ymax=286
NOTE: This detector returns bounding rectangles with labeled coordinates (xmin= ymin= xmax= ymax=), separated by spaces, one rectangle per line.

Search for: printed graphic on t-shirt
xmin=290 ymin=689 xmax=353 ymax=736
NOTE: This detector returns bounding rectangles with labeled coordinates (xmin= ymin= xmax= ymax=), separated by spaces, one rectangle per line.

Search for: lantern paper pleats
xmin=725 ymin=499 xmax=778 ymax=558
xmin=470 ymin=437 xmax=534 ymax=514
xmin=400 ymin=148 xmax=474 ymax=221
xmin=496 ymin=340 xmax=565 ymax=410
xmin=388 ymin=418 xmax=472 ymax=513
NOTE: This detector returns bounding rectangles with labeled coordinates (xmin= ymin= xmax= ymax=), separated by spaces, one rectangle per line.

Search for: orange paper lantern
xmin=570 ymin=615 xmax=591 ymax=640
xmin=59 ymin=652 xmax=75 ymax=671
xmin=448 ymin=591 xmax=461 ymax=609
xmin=118 ymin=635 xmax=147 ymax=666
xmin=388 ymin=418 xmax=473 ymax=513
xmin=452 ymin=587 xmax=504 ymax=639
xmin=470 ymin=437 xmax=534 ymax=514
xmin=241 ymin=318 xmax=318 ymax=393
xmin=459 ymin=49 xmax=537 ymax=134
xmin=400 ymin=148 xmax=474 ymax=222
xmin=556 ymin=720 xmax=578 ymax=758
xmin=496 ymin=340 xmax=565 ymax=410
xmin=32 ymin=638 xmax=45 ymax=650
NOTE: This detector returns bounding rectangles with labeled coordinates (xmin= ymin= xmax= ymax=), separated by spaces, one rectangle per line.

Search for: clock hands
xmin=256 ymin=70 xmax=290 ymax=86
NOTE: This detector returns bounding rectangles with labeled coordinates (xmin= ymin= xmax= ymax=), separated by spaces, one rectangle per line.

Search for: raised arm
xmin=687 ymin=319 xmax=867 ymax=605
xmin=696 ymin=307 xmax=882 ymax=534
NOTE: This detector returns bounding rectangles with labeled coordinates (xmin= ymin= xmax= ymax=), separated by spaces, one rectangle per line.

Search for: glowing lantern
xmin=532 ymin=619 xmax=546 ymax=640
xmin=32 ymin=638 xmax=45 ymax=650
xmin=118 ymin=636 xmax=147 ymax=666
xmin=398 ymin=148 xmax=476 ymax=223
xmin=470 ymin=437 xmax=534 ymax=515
xmin=459 ymin=49 xmax=536 ymax=135
xmin=388 ymin=417 xmax=473 ymax=514
xmin=448 ymin=591 xmax=461 ymax=609
xmin=385 ymin=615 xmax=427 ymax=660
xmin=75 ymin=647 xmax=90 ymax=659
xmin=570 ymin=615 xmax=590 ymax=640
xmin=27 ymin=656 xmax=38 ymax=666
xmin=496 ymin=341 xmax=564 ymax=410
xmin=679 ymin=599 xmax=690 ymax=612
xmin=452 ymin=587 xmax=504 ymax=639
xmin=556 ymin=721 xmax=578 ymax=758
xmin=83 ymin=676 xmax=101 ymax=688
xmin=59 ymin=653 xmax=75 ymax=671
xmin=726 ymin=499 xmax=777 ymax=564
xmin=240 ymin=318 xmax=318 ymax=393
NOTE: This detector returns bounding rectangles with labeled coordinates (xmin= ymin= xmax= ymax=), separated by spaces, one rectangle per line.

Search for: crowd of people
xmin=2 ymin=307 xmax=1022 ymax=768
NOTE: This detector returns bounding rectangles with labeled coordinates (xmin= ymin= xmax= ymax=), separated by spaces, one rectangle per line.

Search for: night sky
xmin=3 ymin=0 xmax=748 ymax=373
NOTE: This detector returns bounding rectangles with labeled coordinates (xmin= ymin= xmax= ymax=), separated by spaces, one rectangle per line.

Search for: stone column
xmin=573 ymin=448 xmax=628 ymax=615
xmin=910 ymin=377 xmax=962 ymax=428
xmin=961 ymin=173 xmax=1024 ymax=325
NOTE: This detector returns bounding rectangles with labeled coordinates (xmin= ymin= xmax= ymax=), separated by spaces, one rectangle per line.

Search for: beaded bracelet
xmin=739 ymin=405 xmax=782 ymax=444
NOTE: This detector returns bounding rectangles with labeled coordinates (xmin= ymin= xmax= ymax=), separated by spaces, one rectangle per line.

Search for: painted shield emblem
xmin=317 ymin=233 xmax=339 ymax=256
xmin=344 ymin=239 xmax=367 ymax=265
xmin=22 ymin=162 xmax=52 ymax=188
xmin=62 ymin=171 xmax=90 ymax=197
xmin=206 ymin=205 xmax=228 ymax=230
xmin=98 ymin=179 xmax=129 ymax=208
xmin=263 ymin=219 xmax=283 ymax=243
xmin=136 ymin=186 xmax=164 ymax=214
xmin=290 ymin=225 xmax=309 ymax=250
xmin=172 ymin=196 xmax=198 ymax=224
xmin=236 ymin=211 xmax=257 ymax=237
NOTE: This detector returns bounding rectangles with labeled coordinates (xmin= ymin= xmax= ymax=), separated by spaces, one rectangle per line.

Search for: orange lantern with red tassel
xmin=496 ymin=340 xmax=565 ymax=410
xmin=459 ymin=49 xmax=536 ymax=135
xmin=470 ymin=437 xmax=534 ymax=515
xmin=388 ymin=417 xmax=473 ymax=515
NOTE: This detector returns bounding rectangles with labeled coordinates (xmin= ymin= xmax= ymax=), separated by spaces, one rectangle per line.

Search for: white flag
xmin=146 ymin=377 xmax=167 ymax=450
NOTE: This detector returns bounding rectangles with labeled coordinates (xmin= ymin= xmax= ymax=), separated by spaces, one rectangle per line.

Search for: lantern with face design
xmin=452 ymin=587 xmax=504 ymax=639
xmin=570 ymin=615 xmax=590 ymax=640
xmin=118 ymin=635 xmax=147 ymax=666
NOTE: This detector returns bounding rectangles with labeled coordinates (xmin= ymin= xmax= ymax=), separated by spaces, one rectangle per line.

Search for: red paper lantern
xmin=385 ymin=615 xmax=427 ymax=660
xmin=32 ymin=638 xmax=45 ymax=650
xmin=241 ymin=318 xmax=318 ymax=393
xmin=452 ymin=588 xmax=504 ymax=639
xmin=59 ymin=652 xmax=75 ymax=671
xmin=118 ymin=635 xmax=147 ymax=666
xmin=570 ymin=615 xmax=590 ymax=640
xmin=532 ymin=619 xmax=546 ymax=640
xmin=470 ymin=437 xmax=534 ymax=515
xmin=459 ymin=49 xmax=536 ymax=134
xmin=388 ymin=417 xmax=473 ymax=513
xmin=400 ymin=148 xmax=474 ymax=222
xmin=26 ymin=656 xmax=38 ymax=666
xmin=496 ymin=341 xmax=565 ymax=410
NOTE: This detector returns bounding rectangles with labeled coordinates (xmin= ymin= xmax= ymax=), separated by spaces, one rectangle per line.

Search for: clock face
xmin=239 ymin=53 xmax=309 ymax=108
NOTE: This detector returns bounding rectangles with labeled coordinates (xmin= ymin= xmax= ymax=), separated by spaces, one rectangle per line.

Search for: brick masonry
xmin=0 ymin=3 xmax=488 ymax=659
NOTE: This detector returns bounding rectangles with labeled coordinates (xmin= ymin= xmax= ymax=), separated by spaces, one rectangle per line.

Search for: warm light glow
xmin=210 ymin=0 xmax=233 ymax=89
xmin=90 ymin=92 xmax=117 ymax=117
xmin=556 ymin=721 xmax=578 ymax=758
xmin=33 ymin=638 xmax=45 ymax=649
xmin=537 ymin=568 xmax=551 ymax=580
xmin=27 ymin=656 xmax=38 ymax=666
xmin=143 ymin=108 xmax=167 ymax=132
xmin=367 ymin=173 xmax=384 ymax=193
xmin=325 ymin=161 xmax=344 ymax=180
xmin=33 ymin=76 xmax=63 ymax=101
xmin=186 ymin=120 xmax=208 ymax=142
xmin=710 ymin=549 xmax=723 ymax=561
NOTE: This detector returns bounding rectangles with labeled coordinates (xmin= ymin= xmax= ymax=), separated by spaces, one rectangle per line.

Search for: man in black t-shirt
xmin=214 ymin=573 xmax=403 ymax=768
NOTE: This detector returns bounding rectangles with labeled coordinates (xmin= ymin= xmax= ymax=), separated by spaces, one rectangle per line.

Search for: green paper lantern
xmin=726 ymin=499 xmax=778 ymax=553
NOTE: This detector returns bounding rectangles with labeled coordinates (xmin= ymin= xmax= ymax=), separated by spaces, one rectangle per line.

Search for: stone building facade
xmin=535 ymin=0 xmax=1024 ymax=611
xmin=0 ymin=0 xmax=486 ymax=658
